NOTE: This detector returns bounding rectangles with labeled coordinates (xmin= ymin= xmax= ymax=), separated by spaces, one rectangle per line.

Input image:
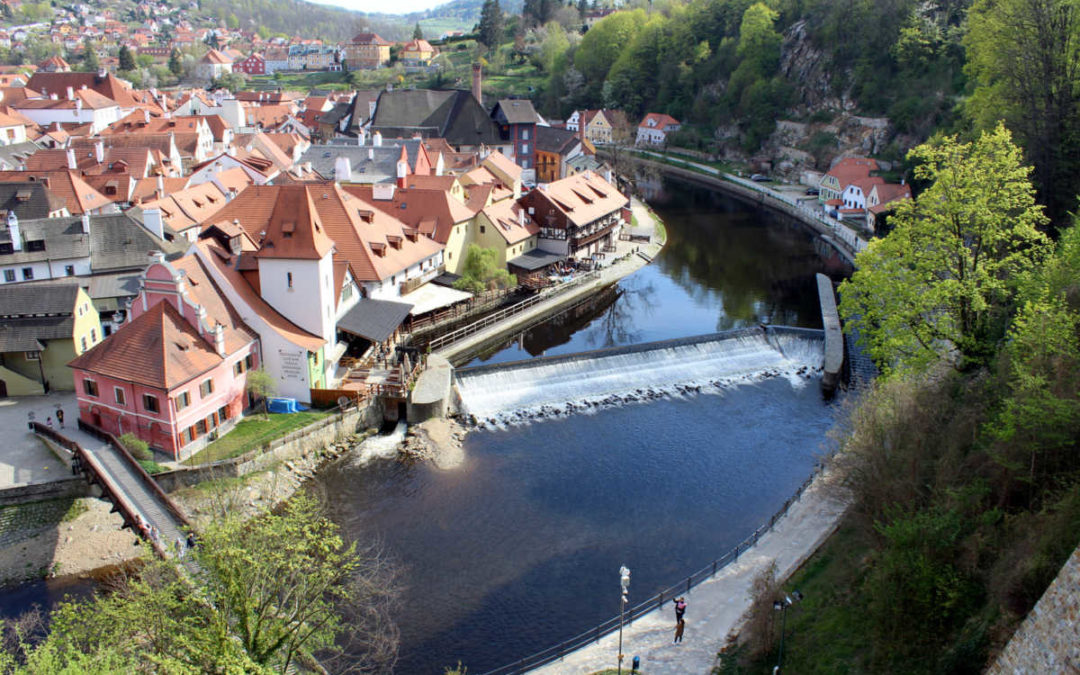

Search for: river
xmin=313 ymin=177 xmax=853 ymax=673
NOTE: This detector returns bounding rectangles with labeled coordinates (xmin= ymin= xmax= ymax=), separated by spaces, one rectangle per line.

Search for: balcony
xmin=400 ymin=263 xmax=445 ymax=295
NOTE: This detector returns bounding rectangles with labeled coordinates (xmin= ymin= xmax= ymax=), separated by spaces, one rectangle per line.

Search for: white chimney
xmin=7 ymin=212 xmax=21 ymax=251
xmin=94 ymin=140 xmax=104 ymax=164
xmin=435 ymin=153 xmax=444 ymax=176
xmin=143 ymin=108 xmax=150 ymax=124
xmin=518 ymin=208 xmax=525 ymax=227
xmin=66 ymin=86 xmax=74 ymax=100
xmin=372 ymin=184 xmax=395 ymax=201
xmin=156 ymin=174 xmax=164 ymax=195
xmin=80 ymin=213 xmax=90 ymax=234
xmin=141 ymin=207 xmax=164 ymax=239
xmin=368 ymin=100 xmax=376 ymax=120
xmin=213 ymin=323 xmax=225 ymax=356
xmin=334 ymin=155 xmax=352 ymax=182
xmin=66 ymin=148 xmax=77 ymax=170
xmin=396 ymin=157 xmax=407 ymax=188
xmin=373 ymin=131 xmax=382 ymax=147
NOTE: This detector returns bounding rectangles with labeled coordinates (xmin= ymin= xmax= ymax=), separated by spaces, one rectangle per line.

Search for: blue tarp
xmin=266 ymin=397 xmax=306 ymax=414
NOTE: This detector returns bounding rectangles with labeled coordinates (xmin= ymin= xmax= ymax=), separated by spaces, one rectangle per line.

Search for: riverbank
xmin=528 ymin=468 xmax=849 ymax=675
xmin=434 ymin=196 xmax=666 ymax=364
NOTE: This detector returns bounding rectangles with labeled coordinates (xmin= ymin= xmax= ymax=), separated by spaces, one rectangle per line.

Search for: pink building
xmin=69 ymin=252 xmax=260 ymax=460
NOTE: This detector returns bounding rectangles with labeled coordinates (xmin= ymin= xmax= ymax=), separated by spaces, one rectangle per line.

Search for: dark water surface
xmin=313 ymin=177 xmax=852 ymax=672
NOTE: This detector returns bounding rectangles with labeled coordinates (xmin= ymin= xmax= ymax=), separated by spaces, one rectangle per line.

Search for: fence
xmin=479 ymin=461 xmax=828 ymax=675
xmin=428 ymin=272 xmax=600 ymax=353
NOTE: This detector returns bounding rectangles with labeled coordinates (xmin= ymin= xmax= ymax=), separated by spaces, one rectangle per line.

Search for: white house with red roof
xmin=818 ymin=157 xmax=878 ymax=206
xmin=636 ymin=113 xmax=681 ymax=146
xmin=865 ymin=181 xmax=912 ymax=231
xmin=196 ymin=49 xmax=233 ymax=81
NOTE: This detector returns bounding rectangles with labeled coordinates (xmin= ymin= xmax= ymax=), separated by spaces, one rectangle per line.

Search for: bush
xmin=118 ymin=433 xmax=151 ymax=461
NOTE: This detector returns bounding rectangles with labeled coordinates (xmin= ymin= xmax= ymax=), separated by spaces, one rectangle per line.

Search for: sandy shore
xmin=0 ymin=498 xmax=139 ymax=587
xmin=402 ymin=417 xmax=467 ymax=470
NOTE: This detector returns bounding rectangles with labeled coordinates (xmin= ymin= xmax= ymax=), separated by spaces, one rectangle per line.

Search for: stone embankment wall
xmin=987 ymin=545 xmax=1080 ymax=673
xmin=0 ymin=478 xmax=90 ymax=507
xmin=155 ymin=398 xmax=384 ymax=492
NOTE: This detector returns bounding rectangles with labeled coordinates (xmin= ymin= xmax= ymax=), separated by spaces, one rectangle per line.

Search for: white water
xmin=350 ymin=420 xmax=407 ymax=466
xmin=456 ymin=332 xmax=825 ymax=427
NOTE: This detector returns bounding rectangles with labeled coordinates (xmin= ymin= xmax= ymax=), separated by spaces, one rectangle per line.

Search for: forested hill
xmin=529 ymin=0 xmax=1078 ymax=226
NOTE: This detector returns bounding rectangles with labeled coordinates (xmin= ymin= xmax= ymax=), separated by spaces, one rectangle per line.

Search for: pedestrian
xmin=149 ymin=526 xmax=160 ymax=546
xmin=674 ymin=597 xmax=687 ymax=623
xmin=175 ymin=537 xmax=186 ymax=558
xmin=186 ymin=533 xmax=197 ymax=550
xmin=55 ymin=408 xmax=64 ymax=429
xmin=46 ymin=416 xmax=53 ymax=429
xmin=673 ymin=618 xmax=685 ymax=644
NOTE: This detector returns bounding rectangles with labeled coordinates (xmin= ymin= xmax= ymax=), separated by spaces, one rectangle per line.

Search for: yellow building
xmin=0 ymin=283 xmax=101 ymax=395
xmin=344 ymin=33 xmax=391 ymax=69
xmin=474 ymin=198 xmax=538 ymax=270
xmin=401 ymin=39 xmax=436 ymax=65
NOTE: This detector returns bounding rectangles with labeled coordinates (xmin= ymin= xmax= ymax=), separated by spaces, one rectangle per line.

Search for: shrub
xmin=118 ymin=433 xmax=151 ymax=461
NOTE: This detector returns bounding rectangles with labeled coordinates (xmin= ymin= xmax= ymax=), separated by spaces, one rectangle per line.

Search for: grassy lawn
xmin=182 ymin=411 xmax=330 ymax=467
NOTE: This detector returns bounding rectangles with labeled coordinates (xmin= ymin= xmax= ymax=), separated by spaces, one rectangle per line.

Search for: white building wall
xmin=0 ymin=256 xmax=90 ymax=284
xmin=257 ymin=255 xmax=336 ymax=345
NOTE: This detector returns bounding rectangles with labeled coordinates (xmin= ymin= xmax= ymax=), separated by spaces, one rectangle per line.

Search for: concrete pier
xmin=817 ymin=273 xmax=844 ymax=396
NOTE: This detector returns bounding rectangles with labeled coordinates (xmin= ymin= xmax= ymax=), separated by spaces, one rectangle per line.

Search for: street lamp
xmin=772 ymin=590 xmax=803 ymax=674
xmin=617 ymin=565 xmax=630 ymax=675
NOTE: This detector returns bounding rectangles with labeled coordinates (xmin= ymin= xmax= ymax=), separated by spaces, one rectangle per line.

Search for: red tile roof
xmin=824 ymin=157 xmax=880 ymax=188
xmin=638 ymin=112 xmax=680 ymax=129
xmin=255 ymin=185 xmax=335 ymax=260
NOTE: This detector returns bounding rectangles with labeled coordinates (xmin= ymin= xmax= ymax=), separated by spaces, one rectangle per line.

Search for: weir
xmin=455 ymin=326 xmax=825 ymax=426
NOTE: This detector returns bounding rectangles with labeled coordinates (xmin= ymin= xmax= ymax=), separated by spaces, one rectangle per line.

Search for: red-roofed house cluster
xmin=818 ymin=157 xmax=911 ymax=231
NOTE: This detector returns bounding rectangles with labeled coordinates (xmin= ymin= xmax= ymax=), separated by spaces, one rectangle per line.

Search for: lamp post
xmin=772 ymin=590 xmax=803 ymax=674
xmin=617 ymin=565 xmax=630 ymax=675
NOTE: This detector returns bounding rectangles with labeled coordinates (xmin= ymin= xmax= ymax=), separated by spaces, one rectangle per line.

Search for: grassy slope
xmin=182 ymin=411 xmax=329 ymax=466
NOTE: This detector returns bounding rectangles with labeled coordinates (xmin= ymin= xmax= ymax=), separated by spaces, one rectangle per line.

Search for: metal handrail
xmin=430 ymin=272 xmax=600 ymax=352
xmin=479 ymin=461 xmax=828 ymax=675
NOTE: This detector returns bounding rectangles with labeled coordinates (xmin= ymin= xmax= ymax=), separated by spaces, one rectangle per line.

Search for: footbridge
xmin=33 ymin=420 xmax=191 ymax=558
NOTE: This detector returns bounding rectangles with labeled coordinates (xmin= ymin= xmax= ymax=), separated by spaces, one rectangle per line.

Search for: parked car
xmin=750 ymin=173 xmax=769 ymax=182
xmin=805 ymin=187 xmax=820 ymax=196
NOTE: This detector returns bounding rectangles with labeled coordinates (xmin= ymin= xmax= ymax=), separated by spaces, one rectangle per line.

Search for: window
xmin=25 ymin=240 xmax=44 ymax=252
xmin=21 ymin=267 xmax=32 ymax=280
xmin=90 ymin=328 xmax=97 ymax=343
xmin=142 ymin=394 xmax=160 ymax=413
xmin=233 ymin=360 xmax=244 ymax=376
xmin=521 ymin=144 xmax=528 ymax=155
xmin=522 ymin=129 xmax=529 ymax=140
xmin=218 ymin=405 xmax=229 ymax=423
xmin=83 ymin=380 xmax=98 ymax=397
xmin=480 ymin=225 xmax=486 ymax=234
xmin=245 ymin=354 xmax=254 ymax=370
xmin=175 ymin=391 xmax=190 ymax=411
xmin=114 ymin=387 xmax=125 ymax=405
xmin=180 ymin=427 xmax=193 ymax=445
xmin=195 ymin=419 xmax=207 ymax=435
xmin=65 ymin=265 xmax=75 ymax=276
xmin=80 ymin=337 xmax=87 ymax=351
xmin=3 ymin=270 xmax=13 ymax=282
xmin=287 ymin=271 xmax=293 ymax=289
xmin=312 ymin=351 xmax=319 ymax=366
xmin=199 ymin=378 xmax=214 ymax=397
xmin=25 ymin=351 xmax=40 ymax=360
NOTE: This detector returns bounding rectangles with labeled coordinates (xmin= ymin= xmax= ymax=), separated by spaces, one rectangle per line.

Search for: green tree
xmin=245 ymin=367 xmax=276 ymax=419
xmin=965 ymin=0 xmax=1080 ymax=230
xmin=413 ymin=22 xmax=424 ymax=40
xmin=168 ymin=48 xmax=182 ymax=76
xmin=839 ymin=124 xmax=1051 ymax=375
xmin=478 ymin=0 xmax=504 ymax=52
xmin=6 ymin=494 xmax=399 ymax=673
xmin=117 ymin=45 xmax=135 ymax=72
xmin=453 ymin=245 xmax=516 ymax=294
xmin=82 ymin=40 xmax=99 ymax=72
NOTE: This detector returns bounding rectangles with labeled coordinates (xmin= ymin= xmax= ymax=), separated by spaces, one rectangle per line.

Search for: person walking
xmin=55 ymin=408 xmax=64 ymax=429
xmin=674 ymin=597 xmax=687 ymax=623
xmin=673 ymin=618 xmax=685 ymax=644
xmin=46 ymin=417 xmax=53 ymax=429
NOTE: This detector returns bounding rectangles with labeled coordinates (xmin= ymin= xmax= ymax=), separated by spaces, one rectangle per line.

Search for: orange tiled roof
xmin=530 ymin=171 xmax=627 ymax=229
xmin=0 ymin=170 xmax=110 ymax=214
xmin=824 ymin=157 xmax=880 ymax=188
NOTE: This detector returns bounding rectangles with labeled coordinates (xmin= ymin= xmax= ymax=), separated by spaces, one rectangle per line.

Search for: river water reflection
xmin=313 ymin=177 xmax=852 ymax=672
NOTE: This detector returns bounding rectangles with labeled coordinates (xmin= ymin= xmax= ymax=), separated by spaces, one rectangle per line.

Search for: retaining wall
xmin=0 ymin=478 xmax=91 ymax=507
xmin=987 ymin=544 xmax=1080 ymax=674
xmin=154 ymin=399 xmax=384 ymax=492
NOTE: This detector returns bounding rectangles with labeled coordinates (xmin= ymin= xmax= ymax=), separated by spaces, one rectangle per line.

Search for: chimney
xmin=213 ymin=323 xmax=225 ymax=356
xmin=368 ymin=100 xmax=376 ymax=121
xmin=7 ymin=212 xmax=21 ymax=251
xmin=143 ymin=108 xmax=150 ymax=124
xmin=66 ymin=86 xmax=74 ymax=100
xmin=518 ymin=207 xmax=524 ymax=227
xmin=435 ymin=153 xmax=444 ymax=176
xmin=80 ymin=214 xmax=90 ymax=234
xmin=156 ymin=174 xmax=164 ymax=195
xmin=373 ymin=131 xmax=382 ymax=147
xmin=471 ymin=62 xmax=482 ymax=104
xmin=396 ymin=157 xmax=407 ymax=188
xmin=94 ymin=140 xmax=104 ymax=164
xmin=66 ymin=148 xmax=77 ymax=170
xmin=334 ymin=155 xmax=352 ymax=182
xmin=141 ymin=207 xmax=164 ymax=239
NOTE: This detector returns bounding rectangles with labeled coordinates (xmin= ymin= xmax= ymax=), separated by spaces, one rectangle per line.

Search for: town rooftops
xmin=0 ymin=181 xmax=67 ymax=219
xmin=0 ymin=170 xmax=111 ymax=215
xmin=351 ymin=32 xmax=390 ymax=45
xmin=0 ymin=282 xmax=81 ymax=352
xmin=528 ymin=171 xmax=627 ymax=228
xmin=823 ymin=157 xmax=880 ymax=187
xmin=337 ymin=298 xmax=413 ymax=343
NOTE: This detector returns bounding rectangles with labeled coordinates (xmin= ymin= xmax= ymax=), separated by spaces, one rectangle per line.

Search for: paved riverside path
xmin=436 ymin=198 xmax=665 ymax=363
xmin=54 ymin=425 xmax=188 ymax=555
xmin=528 ymin=471 xmax=849 ymax=675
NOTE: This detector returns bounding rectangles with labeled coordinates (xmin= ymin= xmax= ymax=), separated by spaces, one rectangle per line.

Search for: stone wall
xmin=987 ymin=544 xmax=1080 ymax=674
xmin=154 ymin=398 xmax=385 ymax=493
xmin=0 ymin=478 xmax=90 ymax=507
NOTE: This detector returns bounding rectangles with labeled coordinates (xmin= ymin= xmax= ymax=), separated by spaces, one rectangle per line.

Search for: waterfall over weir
xmin=455 ymin=327 xmax=826 ymax=427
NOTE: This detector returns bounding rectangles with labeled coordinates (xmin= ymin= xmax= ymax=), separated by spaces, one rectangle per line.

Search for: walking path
xmin=435 ymin=198 xmax=665 ymax=362
xmin=528 ymin=470 xmax=849 ymax=675
xmin=46 ymin=425 xmax=188 ymax=556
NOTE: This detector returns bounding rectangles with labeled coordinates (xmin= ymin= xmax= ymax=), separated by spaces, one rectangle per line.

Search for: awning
xmin=508 ymin=248 xmax=566 ymax=271
xmin=402 ymin=283 xmax=472 ymax=316
xmin=337 ymin=298 xmax=414 ymax=343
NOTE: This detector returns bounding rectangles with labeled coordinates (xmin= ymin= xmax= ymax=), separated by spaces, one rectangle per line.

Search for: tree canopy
xmin=839 ymin=124 xmax=1051 ymax=375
